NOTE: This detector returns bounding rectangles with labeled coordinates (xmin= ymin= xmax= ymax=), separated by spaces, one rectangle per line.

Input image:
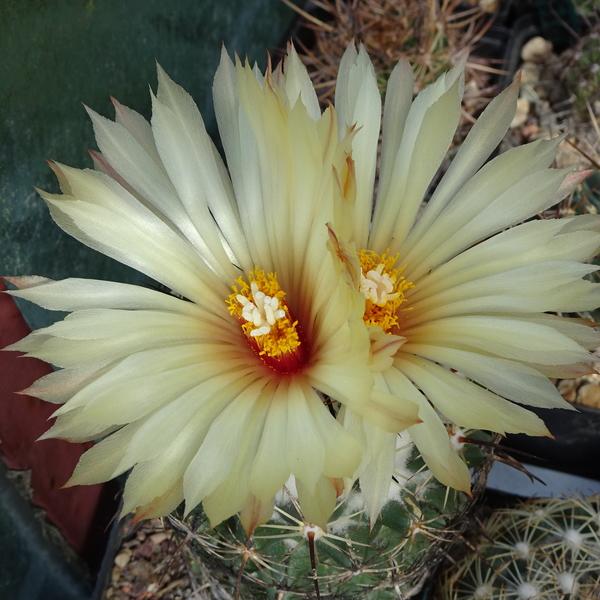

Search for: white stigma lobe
xmin=360 ymin=263 xmax=399 ymax=306
xmin=237 ymin=282 xmax=286 ymax=337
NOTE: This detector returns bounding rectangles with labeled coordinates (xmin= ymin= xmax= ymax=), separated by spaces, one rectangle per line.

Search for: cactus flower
xmin=4 ymin=47 xmax=421 ymax=531
xmin=331 ymin=44 xmax=600 ymax=519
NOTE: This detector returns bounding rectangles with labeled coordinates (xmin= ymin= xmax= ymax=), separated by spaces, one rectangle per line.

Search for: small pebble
xmin=510 ymin=98 xmax=530 ymax=128
xmin=521 ymin=37 xmax=553 ymax=64
xmin=133 ymin=538 xmax=155 ymax=559
xmin=577 ymin=383 xmax=600 ymax=409
xmin=114 ymin=548 xmax=132 ymax=569
xmin=150 ymin=532 xmax=169 ymax=545
xmin=479 ymin=0 xmax=499 ymax=11
xmin=558 ymin=379 xmax=578 ymax=404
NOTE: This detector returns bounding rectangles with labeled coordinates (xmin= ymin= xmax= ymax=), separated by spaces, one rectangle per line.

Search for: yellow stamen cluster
xmin=227 ymin=269 xmax=301 ymax=358
xmin=358 ymin=250 xmax=413 ymax=332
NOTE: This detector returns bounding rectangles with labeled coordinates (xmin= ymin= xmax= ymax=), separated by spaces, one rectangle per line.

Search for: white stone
xmin=521 ymin=37 xmax=553 ymax=64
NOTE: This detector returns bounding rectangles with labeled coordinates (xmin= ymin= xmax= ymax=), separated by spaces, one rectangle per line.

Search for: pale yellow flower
xmin=330 ymin=44 xmax=600 ymax=518
xmin=5 ymin=47 xmax=418 ymax=530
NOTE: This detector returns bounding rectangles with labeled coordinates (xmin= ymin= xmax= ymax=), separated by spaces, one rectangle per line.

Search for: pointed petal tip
xmin=561 ymin=169 xmax=593 ymax=190
xmin=512 ymin=70 xmax=522 ymax=86
xmin=36 ymin=430 xmax=55 ymax=442
xmin=1 ymin=275 xmax=19 ymax=288
xmin=45 ymin=160 xmax=65 ymax=177
xmin=109 ymin=95 xmax=127 ymax=117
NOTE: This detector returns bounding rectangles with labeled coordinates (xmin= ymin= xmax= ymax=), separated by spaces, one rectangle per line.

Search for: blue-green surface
xmin=0 ymin=0 xmax=297 ymax=330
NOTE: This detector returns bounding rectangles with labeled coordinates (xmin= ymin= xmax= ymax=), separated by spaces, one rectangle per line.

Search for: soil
xmin=105 ymin=518 xmax=202 ymax=600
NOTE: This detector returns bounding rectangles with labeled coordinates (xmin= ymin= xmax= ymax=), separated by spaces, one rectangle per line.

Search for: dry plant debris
xmin=285 ymin=0 xmax=501 ymax=119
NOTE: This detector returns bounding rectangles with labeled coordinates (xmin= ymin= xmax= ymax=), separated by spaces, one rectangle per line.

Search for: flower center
xmin=227 ymin=269 xmax=306 ymax=373
xmin=358 ymin=250 xmax=413 ymax=333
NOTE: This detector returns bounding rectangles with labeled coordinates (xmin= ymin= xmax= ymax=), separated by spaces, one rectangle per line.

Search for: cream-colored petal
xmin=296 ymin=475 xmax=338 ymax=530
xmin=404 ymin=342 xmax=572 ymax=409
xmin=20 ymin=364 xmax=106 ymax=404
xmin=371 ymin=57 xmax=466 ymax=254
xmin=383 ymin=366 xmax=472 ymax=492
xmin=284 ymin=380 xmax=326 ymax=494
xmin=17 ymin=333 xmax=226 ymax=371
xmin=408 ymin=216 xmax=600 ymax=301
xmin=122 ymin=376 xmax=265 ymax=519
xmin=39 ymin=307 xmax=233 ymax=341
xmin=89 ymin=104 xmax=242 ymax=277
xmin=66 ymin=421 xmax=144 ymax=486
xmin=41 ymin=190 xmax=226 ymax=312
xmin=406 ymin=262 xmax=600 ymax=327
xmin=402 ymin=76 xmax=520 ymax=252
xmin=40 ymin=407 xmax=119 ymax=443
xmin=521 ymin=361 xmax=595 ymax=379
xmin=183 ymin=380 xmax=269 ymax=511
xmin=151 ymin=76 xmax=248 ymax=279
xmin=213 ymin=49 xmax=262 ymax=272
xmin=301 ymin=381 xmax=362 ymax=480
xmin=376 ymin=57 xmax=414 ymax=227
xmin=86 ymin=107 xmax=202 ymax=239
xmin=405 ymin=165 xmax=582 ymax=281
xmin=335 ymin=43 xmax=381 ymax=249
xmin=366 ymin=388 xmax=421 ymax=433
xmin=154 ymin=66 xmax=250 ymax=259
xmin=111 ymin=97 xmax=162 ymax=164
xmin=239 ymin=494 xmax=276 ymax=536
xmin=513 ymin=313 xmax=600 ymax=350
xmin=405 ymin=316 xmax=594 ymax=365
xmin=396 ymin=353 xmax=551 ymax=436
xmin=249 ymin=382 xmax=291 ymax=503
xmin=201 ymin=471 xmax=252 ymax=528
xmin=121 ymin=452 xmax=187 ymax=516
xmin=54 ymin=346 xmax=252 ymax=422
xmin=24 ymin=309 xmax=238 ymax=369
xmin=191 ymin=385 xmax=281 ymax=527
xmin=306 ymin=362 xmax=373 ymax=415
xmin=6 ymin=277 xmax=214 ymax=317
xmin=132 ymin=479 xmax=184 ymax=521
xmin=403 ymin=134 xmax=562 ymax=268
xmin=117 ymin=372 xmax=260 ymax=471
xmin=282 ymin=44 xmax=321 ymax=121
xmin=340 ymin=406 xmax=396 ymax=526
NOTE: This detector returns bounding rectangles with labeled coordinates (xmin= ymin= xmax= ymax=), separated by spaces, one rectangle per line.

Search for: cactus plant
xmin=168 ymin=430 xmax=493 ymax=599
xmin=563 ymin=26 xmax=600 ymax=122
xmin=440 ymin=495 xmax=600 ymax=600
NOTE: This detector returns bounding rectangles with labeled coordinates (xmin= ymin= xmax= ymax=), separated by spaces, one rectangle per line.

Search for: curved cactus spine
xmin=168 ymin=430 xmax=494 ymax=599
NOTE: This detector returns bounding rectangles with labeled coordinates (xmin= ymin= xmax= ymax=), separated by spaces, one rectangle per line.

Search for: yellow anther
xmin=358 ymin=250 xmax=413 ymax=333
xmin=227 ymin=269 xmax=302 ymax=367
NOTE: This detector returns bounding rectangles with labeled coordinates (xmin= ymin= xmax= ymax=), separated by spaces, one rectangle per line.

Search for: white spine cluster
xmin=441 ymin=495 xmax=600 ymax=599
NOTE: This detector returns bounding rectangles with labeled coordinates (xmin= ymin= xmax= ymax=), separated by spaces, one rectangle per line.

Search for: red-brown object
xmin=0 ymin=279 xmax=107 ymax=555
